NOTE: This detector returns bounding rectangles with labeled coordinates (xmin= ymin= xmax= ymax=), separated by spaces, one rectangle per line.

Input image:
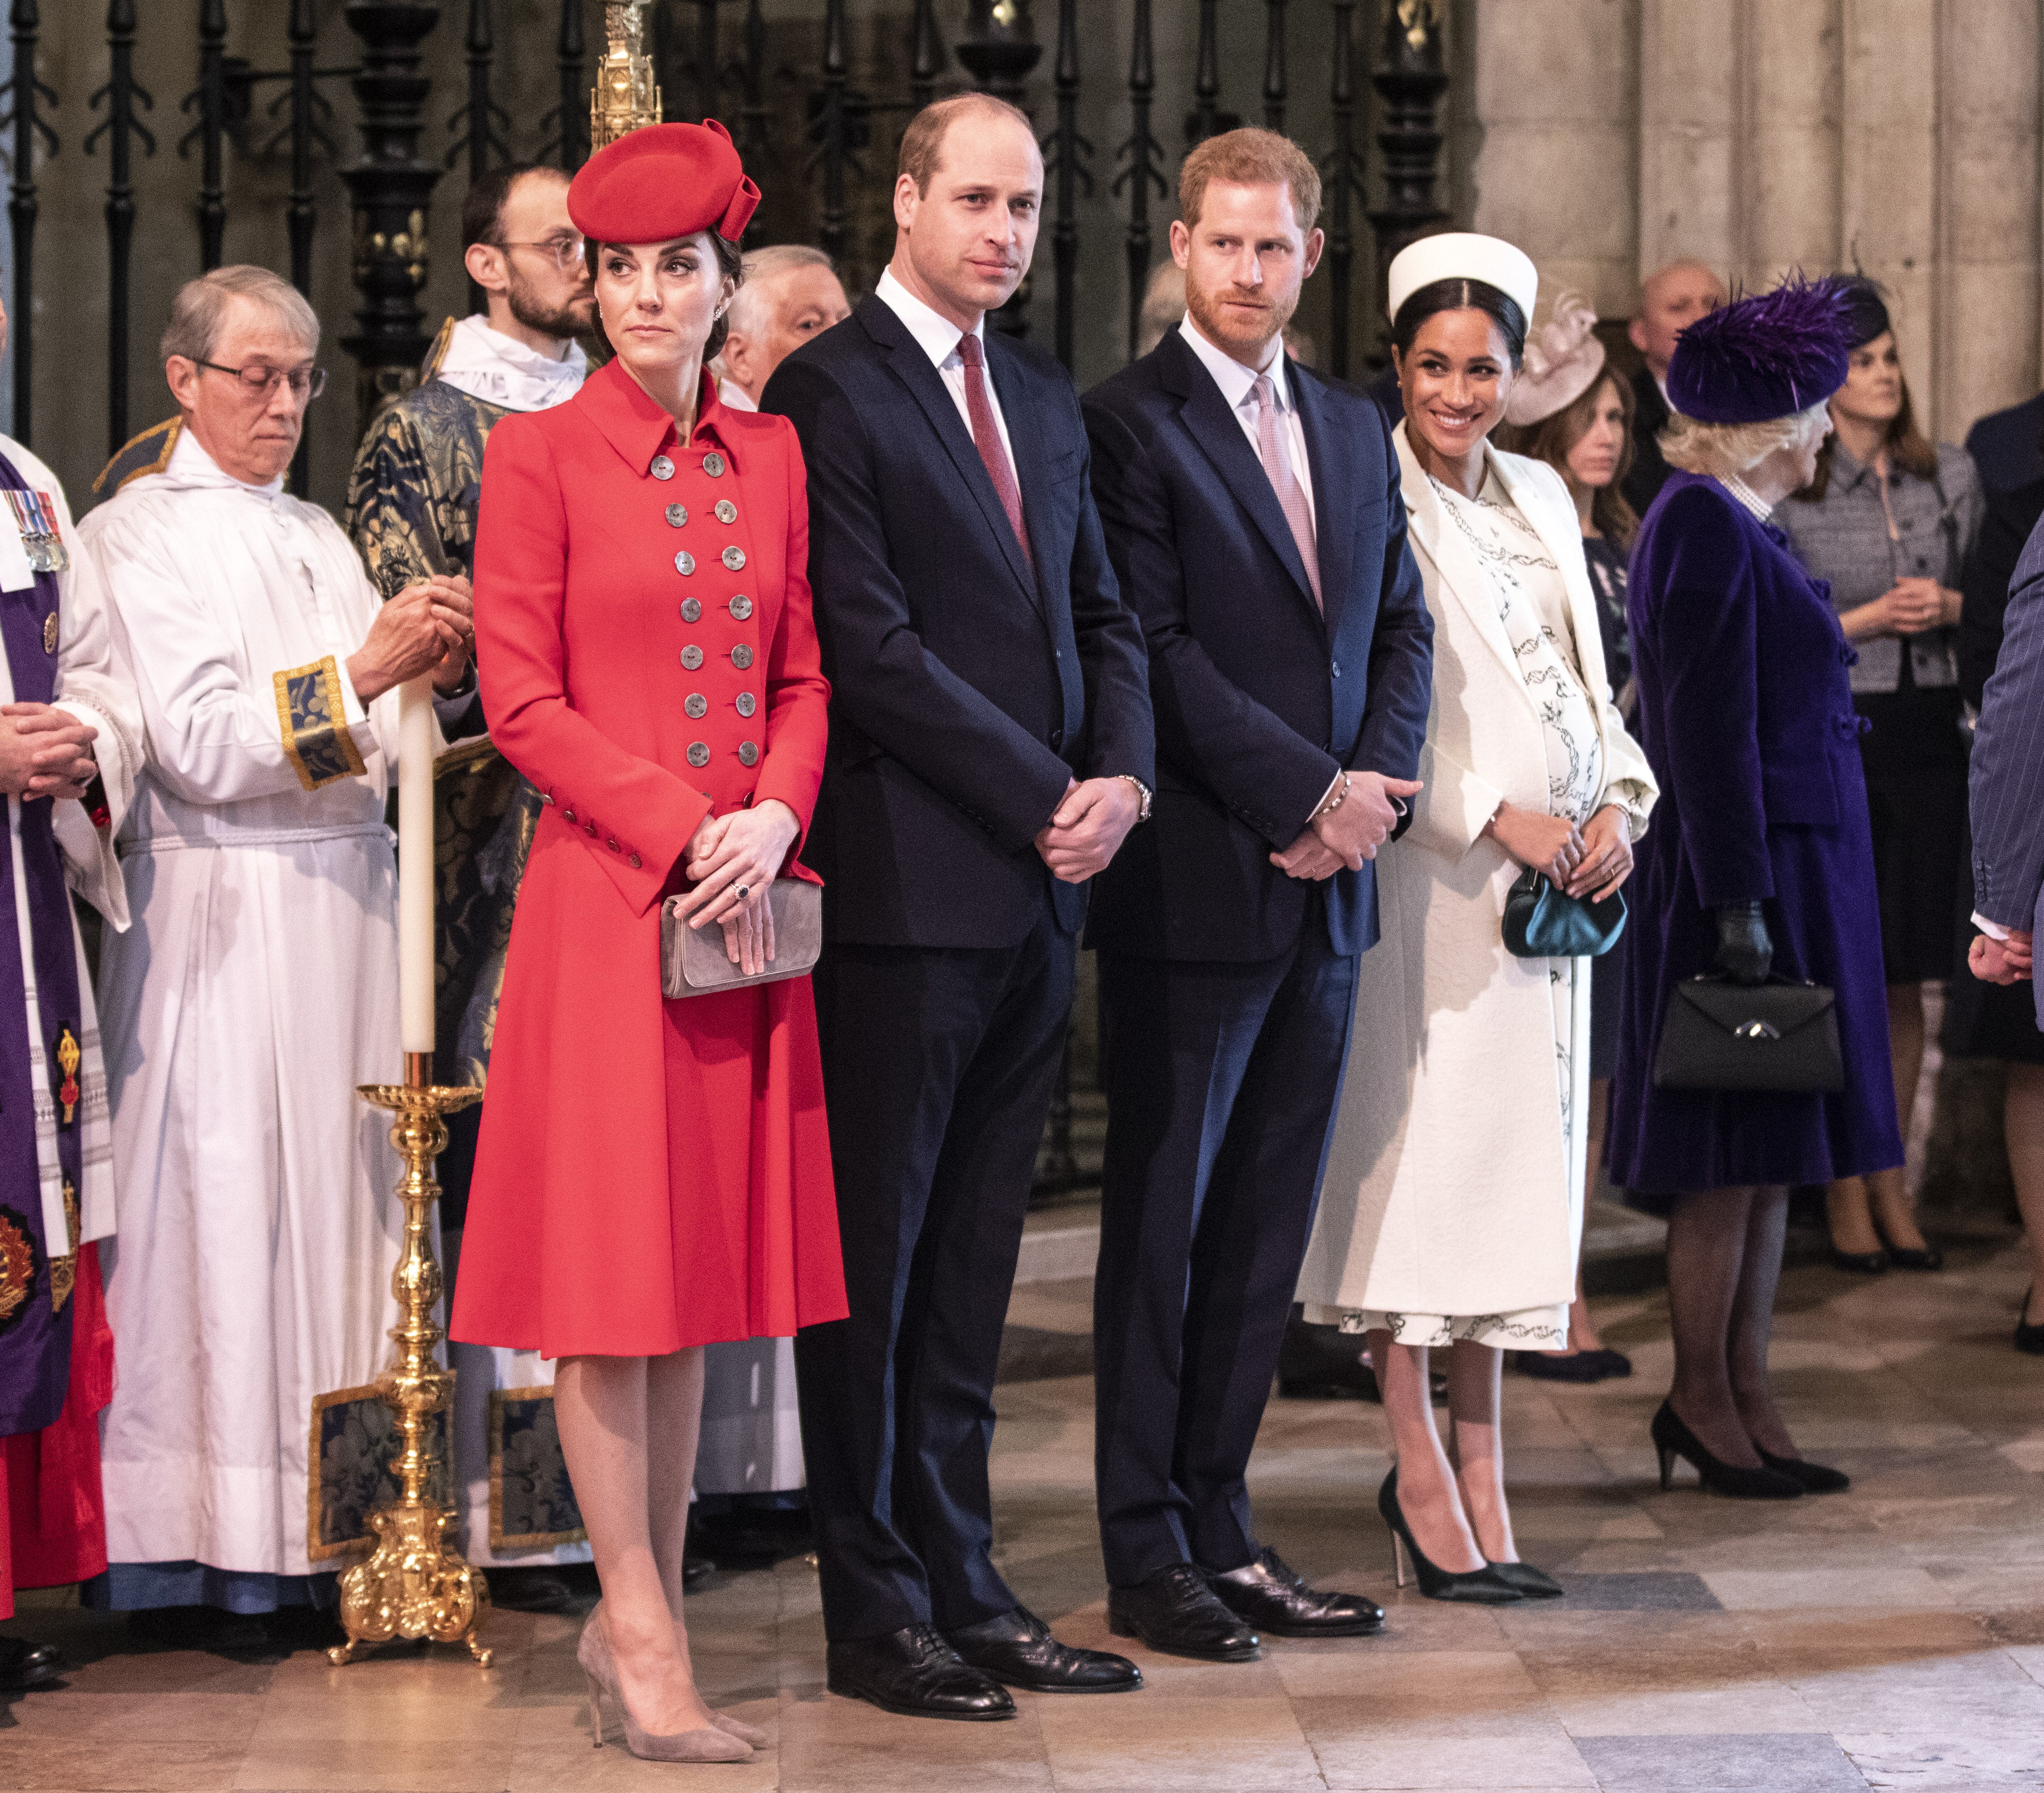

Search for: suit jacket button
xmin=675 ymin=550 xmax=696 ymax=575
xmin=738 ymin=740 xmax=759 ymax=766
xmin=1051 ymin=728 xmax=1064 ymax=748
xmin=1331 ymin=659 xmax=1342 ymax=678
xmin=650 ymin=455 xmax=675 ymax=480
xmin=732 ymin=644 xmax=754 ymax=669
xmin=685 ymin=694 xmax=708 ymax=718
xmin=665 ymin=503 xmax=688 ymax=527
xmin=687 ymin=742 xmax=711 ymax=768
xmin=681 ymin=645 xmax=704 ymax=670
xmin=681 ymin=598 xmax=702 ymax=623
xmin=714 ymin=499 xmax=737 ymax=524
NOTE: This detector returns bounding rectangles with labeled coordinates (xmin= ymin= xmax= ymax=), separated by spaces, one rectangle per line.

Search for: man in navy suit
xmin=1081 ymin=129 xmax=1433 ymax=1659
xmin=764 ymin=95 xmax=1154 ymax=1720
xmin=1968 ymin=516 xmax=2044 ymax=1348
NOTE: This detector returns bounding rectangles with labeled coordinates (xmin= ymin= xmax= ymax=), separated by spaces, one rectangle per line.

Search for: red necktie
xmin=957 ymin=331 xmax=1032 ymax=569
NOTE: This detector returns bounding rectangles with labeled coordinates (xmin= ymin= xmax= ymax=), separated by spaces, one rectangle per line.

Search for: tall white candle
xmin=398 ymin=675 xmax=435 ymax=1056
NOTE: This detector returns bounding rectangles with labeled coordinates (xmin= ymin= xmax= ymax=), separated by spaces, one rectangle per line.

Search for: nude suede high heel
xmin=577 ymin=1603 xmax=754 ymax=1762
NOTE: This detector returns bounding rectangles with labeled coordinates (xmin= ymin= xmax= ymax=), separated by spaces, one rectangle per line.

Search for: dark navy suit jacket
xmin=1079 ymin=328 xmax=1434 ymax=962
xmin=1970 ymin=509 xmax=2044 ymax=1025
xmin=763 ymin=295 xmax=1154 ymax=948
xmin=1966 ymin=391 xmax=2044 ymax=498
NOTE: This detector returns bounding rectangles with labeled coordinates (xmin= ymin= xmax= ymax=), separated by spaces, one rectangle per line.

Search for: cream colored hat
xmin=1503 ymin=293 xmax=1607 ymax=427
xmin=1386 ymin=232 xmax=1539 ymax=329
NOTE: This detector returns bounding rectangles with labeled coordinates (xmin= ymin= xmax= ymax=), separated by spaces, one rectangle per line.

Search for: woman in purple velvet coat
xmin=1610 ymin=276 xmax=1903 ymax=1501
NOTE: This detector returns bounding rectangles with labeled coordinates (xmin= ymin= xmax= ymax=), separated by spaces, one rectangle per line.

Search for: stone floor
xmin=6 ymin=1233 xmax=2043 ymax=1792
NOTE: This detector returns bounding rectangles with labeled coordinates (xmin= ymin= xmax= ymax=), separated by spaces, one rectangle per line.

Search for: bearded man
xmin=344 ymin=163 xmax=596 ymax=1613
xmin=1079 ymin=127 xmax=1432 ymax=1658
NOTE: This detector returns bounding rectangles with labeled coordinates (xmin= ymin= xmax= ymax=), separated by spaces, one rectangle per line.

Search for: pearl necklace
xmin=1715 ymin=474 xmax=1774 ymax=522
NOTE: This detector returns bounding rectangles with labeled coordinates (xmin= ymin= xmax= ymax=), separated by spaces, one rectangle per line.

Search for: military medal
xmin=42 ymin=612 xmax=57 ymax=654
xmin=5 ymin=489 xmax=69 ymax=574
xmin=55 ymin=1025 xmax=81 ymax=1125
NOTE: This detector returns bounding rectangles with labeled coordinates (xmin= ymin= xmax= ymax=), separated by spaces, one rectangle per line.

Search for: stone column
xmin=1468 ymin=0 xmax=1641 ymax=318
xmin=1745 ymin=0 xmax=1841 ymax=283
xmin=1637 ymin=0 xmax=1743 ymax=284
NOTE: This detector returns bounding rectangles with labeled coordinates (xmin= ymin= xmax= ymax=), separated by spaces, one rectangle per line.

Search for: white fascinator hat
xmin=1503 ymin=293 xmax=1607 ymax=427
xmin=1386 ymin=232 xmax=1539 ymax=330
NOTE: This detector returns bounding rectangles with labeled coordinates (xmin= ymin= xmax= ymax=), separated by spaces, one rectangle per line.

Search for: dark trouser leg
xmin=1094 ymin=950 xmax=1278 ymax=1587
xmin=910 ymin=917 xmax=1076 ymax=1631
xmin=798 ymin=940 xmax=1016 ymax=1642
xmin=1177 ymin=933 xmax=1358 ymax=1572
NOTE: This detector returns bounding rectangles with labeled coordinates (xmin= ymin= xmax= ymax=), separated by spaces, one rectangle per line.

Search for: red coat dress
xmin=450 ymin=359 xmax=847 ymax=1358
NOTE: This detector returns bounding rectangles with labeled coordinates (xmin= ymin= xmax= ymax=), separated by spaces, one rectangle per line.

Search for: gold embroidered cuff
xmin=274 ymin=655 xmax=369 ymax=792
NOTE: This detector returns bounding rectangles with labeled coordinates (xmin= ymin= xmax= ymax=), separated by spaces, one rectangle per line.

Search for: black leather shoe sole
xmin=825 ymin=1669 xmax=1017 ymax=1721
xmin=1106 ymin=1611 xmax=1259 ymax=1662
xmin=967 ymin=1660 xmax=1141 ymax=1693
xmin=1224 ymin=1607 xmax=1383 ymax=1639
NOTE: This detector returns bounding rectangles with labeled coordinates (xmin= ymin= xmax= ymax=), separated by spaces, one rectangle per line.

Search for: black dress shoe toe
xmin=1829 ymin=1247 xmax=1889 ymax=1275
xmin=1209 ymin=1547 xmax=1384 ymax=1637
xmin=1107 ymin=1563 xmax=1259 ymax=1662
xmin=826 ymin=1624 xmax=1017 ymax=1720
xmin=945 ymin=1606 xmax=1141 ymax=1693
xmin=0 ymin=1637 xmax=64 ymax=1691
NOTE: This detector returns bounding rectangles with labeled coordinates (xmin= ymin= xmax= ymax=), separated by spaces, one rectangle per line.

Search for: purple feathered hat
xmin=1665 ymin=274 xmax=1853 ymax=425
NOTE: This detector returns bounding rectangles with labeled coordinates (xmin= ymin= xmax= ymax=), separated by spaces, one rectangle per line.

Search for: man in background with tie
xmin=1080 ymin=128 xmax=1434 ymax=1659
xmin=764 ymin=95 xmax=1154 ymax=1721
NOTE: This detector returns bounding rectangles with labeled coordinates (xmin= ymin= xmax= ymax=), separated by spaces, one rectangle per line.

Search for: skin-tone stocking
xmin=553 ymin=1348 xmax=713 ymax=1736
xmin=1829 ymin=984 xmax=1931 ymax=1255
xmin=1445 ymin=1342 xmax=1517 ymax=1563
xmin=1369 ymin=1328 xmax=1485 ymax=1574
xmin=2008 ymin=1064 xmax=2044 ymax=1325
xmin=1664 ymin=1186 xmax=1766 ymax=1466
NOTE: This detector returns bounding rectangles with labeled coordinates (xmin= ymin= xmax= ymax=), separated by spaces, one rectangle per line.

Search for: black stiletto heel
xmin=1648 ymin=1402 xmax=1802 ymax=1500
xmin=1376 ymin=1469 xmax=1521 ymax=1604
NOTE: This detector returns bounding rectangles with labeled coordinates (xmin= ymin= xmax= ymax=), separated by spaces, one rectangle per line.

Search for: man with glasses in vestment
xmin=345 ymin=166 xmax=597 ymax=1614
xmin=79 ymin=266 xmax=476 ymax=1636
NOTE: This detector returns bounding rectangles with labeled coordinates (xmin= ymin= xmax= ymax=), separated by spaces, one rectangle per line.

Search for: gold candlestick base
xmin=329 ymin=1077 xmax=492 ymax=1669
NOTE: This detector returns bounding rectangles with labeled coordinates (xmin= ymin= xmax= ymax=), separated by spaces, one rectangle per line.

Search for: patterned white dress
xmin=1336 ymin=469 xmax=1606 ymax=1351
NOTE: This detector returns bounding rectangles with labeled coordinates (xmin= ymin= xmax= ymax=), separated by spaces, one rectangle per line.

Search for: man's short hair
xmin=897 ymin=94 xmax=1036 ymax=198
xmin=726 ymin=244 xmax=837 ymax=341
xmin=462 ymin=163 xmax=565 ymax=254
xmin=161 ymin=265 xmax=319 ymax=364
xmin=1179 ymin=127 xmax=1322 ymax=235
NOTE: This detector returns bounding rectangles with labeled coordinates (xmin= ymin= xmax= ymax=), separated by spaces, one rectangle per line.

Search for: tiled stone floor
xmin=6 ymin=1234 xmax=2043 ymax=1791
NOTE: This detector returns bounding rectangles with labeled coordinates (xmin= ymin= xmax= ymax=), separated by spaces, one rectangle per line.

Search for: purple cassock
xmin=0 ymin=448 xmax=87 ymax=1440
xmin=1608 ymin=472 xmax=1904 ymax=1201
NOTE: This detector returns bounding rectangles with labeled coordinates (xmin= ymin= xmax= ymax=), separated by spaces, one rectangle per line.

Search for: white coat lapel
xmin=1392 ymin=423 xmax=1536 ymax=715
xmin=1489 ymin=450 xmax=1619 ymax=741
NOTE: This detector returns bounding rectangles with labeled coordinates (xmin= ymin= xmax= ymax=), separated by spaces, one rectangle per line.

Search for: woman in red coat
xmin=451 ymin=122 xmax=845 ymax=1762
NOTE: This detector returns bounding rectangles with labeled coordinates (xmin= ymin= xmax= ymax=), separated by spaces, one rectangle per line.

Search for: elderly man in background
xmin=82 ymin=266 xmax=475 ymax=1638
xmin=712 ymin=243 xmax=852 ymax=411
xmin=346 ymin=162 xmax=593 ymax=1615
xmin=1623 ymin=258 xmax=1727 ymax=515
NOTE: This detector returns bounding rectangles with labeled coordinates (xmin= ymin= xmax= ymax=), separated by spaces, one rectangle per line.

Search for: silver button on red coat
xmin=702 ymin=452 xmax=726 ymax=477
xmin=665 ymin=503 xmax=688 ymax=527
xmin=729 ymin=595 xmax=753 ymax=621
xmin=735 ymin=692 xmax=756 ymax=718
xmin=681 ymin=598 xmax=702 ymax=623
xmin=675 ymin=551 xmax=696 ymax=575
xmin=722 ymin=546 xmax=746 ymax=572
xmin=685 ymin=694 xmax=708 ymax=719
xmin=687 ymin=742 xmax=711 ymax=768
xmin=731 ymin=644 xmax=754 ymax=669
xmin=650 ymin=455 xmax=674 ymax=480
xmin=681 ymin=645 xmax=704 ymax=671
xmin=737 ymin=741 xmax=759 ymax=766
xmin=714 ymin=499 xmax=737 ymax=524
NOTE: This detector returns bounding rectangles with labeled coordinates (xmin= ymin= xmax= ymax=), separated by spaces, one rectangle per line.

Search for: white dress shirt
xmin=1177 ymin=315 xmax=1316 ymax=534
xmin=876 ymin=266 xmax=1019 ymax=480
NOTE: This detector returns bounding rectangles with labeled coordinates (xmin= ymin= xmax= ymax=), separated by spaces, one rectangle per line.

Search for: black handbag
xmin=1502 ymin=867 xmax=1627 ymax=959
xmin=1652 ymin=974 xmax=1845 ymax=1094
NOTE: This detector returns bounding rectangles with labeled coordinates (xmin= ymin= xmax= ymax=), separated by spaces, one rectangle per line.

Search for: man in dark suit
xmin=764 ymin=94 xmax=1154 ymax=1720
xmin=1966 ymin=391 xmax=2044 ymax=498
xmin=1622 ymin=258 xmax=1726 ymax=516
xmin=1081 ymin=128 xmax=1434 ymax=1660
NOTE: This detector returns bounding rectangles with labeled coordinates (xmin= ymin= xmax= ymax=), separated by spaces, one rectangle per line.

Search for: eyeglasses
xmin=501 ymin=235 xmax=588 ymax=272
xmin=195 ymin=359 xmax=327 ymax=400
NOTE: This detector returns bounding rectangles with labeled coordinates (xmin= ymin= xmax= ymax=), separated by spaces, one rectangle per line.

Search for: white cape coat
xmin=1298 ymin=431 xmax=1658 ymax=1322
xmin=84 ymin=430 xmax=407 ymax=1579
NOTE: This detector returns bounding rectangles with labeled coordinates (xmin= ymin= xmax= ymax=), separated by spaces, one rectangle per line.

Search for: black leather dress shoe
xmin=0 ymin=1636 xmax=64 ymax=1691
xmin=826 ymin=1624 xmax=1017 ymax=1721
xmin=1209 ymin=1547 xmax=1385 ymax=1637
xmin=1107 ymin=1563 xmax=1259 ymax=1662
xmin=945 ymin=1606 xmax=1141 ymax=1693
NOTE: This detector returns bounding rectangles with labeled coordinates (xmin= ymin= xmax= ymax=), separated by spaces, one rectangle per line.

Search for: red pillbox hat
xmin=568 ymin=119 xmax=760 ymax=246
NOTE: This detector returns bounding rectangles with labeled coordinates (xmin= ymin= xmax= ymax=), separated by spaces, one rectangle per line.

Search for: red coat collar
xmin=577 ymin=356 xmax=741 ymax=476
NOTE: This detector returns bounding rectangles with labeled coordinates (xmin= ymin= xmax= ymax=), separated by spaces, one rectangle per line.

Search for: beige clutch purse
xmin=660 ymin=878 xmax=823 ymax=998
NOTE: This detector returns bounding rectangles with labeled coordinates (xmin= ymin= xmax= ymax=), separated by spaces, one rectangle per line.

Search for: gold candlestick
xmin=329 ymin=1071 xmax=491 ymax=1668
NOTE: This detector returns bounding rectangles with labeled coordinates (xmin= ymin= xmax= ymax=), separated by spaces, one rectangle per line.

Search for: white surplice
xmin=82 ymin=429 xmax=411 ymax=1580
xmin=1 ymin=434 xmax=139 ymax=1256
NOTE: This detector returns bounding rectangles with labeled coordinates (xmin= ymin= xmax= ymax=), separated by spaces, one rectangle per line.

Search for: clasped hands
xmin=1846 ymin=576 xmax=1960 ymax=641
xmin=1971 ymin=929 xmax=2034 ymax=986
xmin=1271 ymin=770 xmax=1425 ymax=880
xmin=1484 ymin=799 xmax=1634 ymax=902
xmin=0 ymin=702 xmax=96 ymax=802
xmin=1035 ymin=777 xmax=1142 ymax=884
xmin=346 ymin=574 xmax=475 ymax=705
xmin=673 ymin=799 xmax=802 ymax=977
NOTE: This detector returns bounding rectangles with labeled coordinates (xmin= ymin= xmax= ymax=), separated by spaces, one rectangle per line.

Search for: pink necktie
xmin=958 ymin=332 xmax=1032 ymax=569
xmin=1252 ymin=372 xmax=1320 ymax=610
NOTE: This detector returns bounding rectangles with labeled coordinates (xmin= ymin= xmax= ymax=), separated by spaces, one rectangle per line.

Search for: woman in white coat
xmin=1297 ymin=237 xmax=1657 ymax=1601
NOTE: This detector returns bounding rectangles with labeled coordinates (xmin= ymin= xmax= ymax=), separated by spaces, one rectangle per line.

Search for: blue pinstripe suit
xmin=1970 ymin=519 xmax=2044 ymax=1027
